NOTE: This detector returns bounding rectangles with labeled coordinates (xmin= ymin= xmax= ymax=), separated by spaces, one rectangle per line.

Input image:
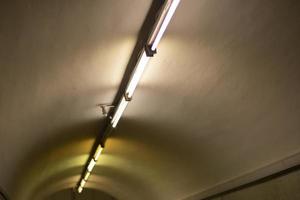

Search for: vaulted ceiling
xmin=0 ymin=0 xmax=299 ymax=200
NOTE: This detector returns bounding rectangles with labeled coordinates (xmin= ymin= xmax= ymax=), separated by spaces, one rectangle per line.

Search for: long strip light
xmin=150 ymin=0 xmax=180 ymax=50
xmin=76 ymin=145 xmax=103 ymax=193
xmin=111 ymin=97 xmax=129 ymax=128
xmin=87 ymin=158 xmax=96 ymax=172
xmin=125 ymin=50 xmax=150 ymax=98
xmin=83 ymin=171 xmax=90 ymax=181
xmin=93 ymin=145 xmax=103 ymax=161
xmin=77 ymin=186 xmax=83 ymax=193
xmin=76 ymin=0 xmax=180 ymax=194
xmin=110 ymin=0 xmax=180 ymax=128
xmin=80 ymin=179 xmax=86 ymax=188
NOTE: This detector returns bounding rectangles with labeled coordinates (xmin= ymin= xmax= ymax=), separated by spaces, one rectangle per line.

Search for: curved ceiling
xmin=0 ymin=0 xmax=299 ymax=200
xmin=45 ymin=188 xmax=115 ymax=200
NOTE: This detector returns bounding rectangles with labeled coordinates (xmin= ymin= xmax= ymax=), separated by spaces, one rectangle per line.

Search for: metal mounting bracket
xmin=97 ymin=104 xmax=115 ymax=117
xmin=145 ymin=44 xmax=157 ymax=57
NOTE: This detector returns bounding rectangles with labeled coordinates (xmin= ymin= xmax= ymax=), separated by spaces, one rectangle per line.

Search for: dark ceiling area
xmin=0 ymin=0 xmax=299 ymax=200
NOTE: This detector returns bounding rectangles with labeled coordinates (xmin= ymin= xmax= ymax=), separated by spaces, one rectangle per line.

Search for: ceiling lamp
xmin=76 ymin=0 xmax=180 ymax=194
xmin=111 ymin=0 xmax=180 ymax=128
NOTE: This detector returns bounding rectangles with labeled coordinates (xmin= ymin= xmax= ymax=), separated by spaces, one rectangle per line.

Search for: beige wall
xmin=210 ymin=170 xmax=300 ymax=200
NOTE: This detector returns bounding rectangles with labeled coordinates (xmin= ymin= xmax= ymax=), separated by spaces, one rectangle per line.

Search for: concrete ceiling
xmin=0 ymin=0 xmax=299 ymax=200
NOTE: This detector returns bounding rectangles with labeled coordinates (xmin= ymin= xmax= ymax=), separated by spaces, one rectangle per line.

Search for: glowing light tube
xmin=76 ymin=0 xmax=180 ymax=195
xmin=87 ymin=159 xmax=96 ymax=172
xmin=80 ymin=179 xmax=86 ymax=188
xmin=78 ymin=186 xmax=83 ymax=193
xmin=110 ymin=0 xmax=180 ymax=128
xmin=111 ymin=97 xmax=129 ymax=128
xmin=84 ymin=171 xmax=91 ymax=181
xmin=125 ymin=50 xmax=150 ymax=98
xmin=151 ymin=0 xmax=180 ymax=50
xmin=93 ymin=145 xmax=103 ymax=161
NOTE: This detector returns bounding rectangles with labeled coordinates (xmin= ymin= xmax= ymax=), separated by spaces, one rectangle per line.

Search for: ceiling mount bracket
xmin=145 ymin=44 xmax=157 ymax=57
xmin=124 ymin=92 xmax=132 ymax=101
xmin=97 ymin=104 xmax=115 ymax=117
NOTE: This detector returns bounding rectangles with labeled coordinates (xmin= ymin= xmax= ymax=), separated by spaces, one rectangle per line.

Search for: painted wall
xmin=209 ymin=170 xmax=300 ymax=200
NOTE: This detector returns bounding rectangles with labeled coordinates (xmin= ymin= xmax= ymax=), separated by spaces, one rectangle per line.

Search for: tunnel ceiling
xmin=0 ymin=0 xmax=300 ymax=200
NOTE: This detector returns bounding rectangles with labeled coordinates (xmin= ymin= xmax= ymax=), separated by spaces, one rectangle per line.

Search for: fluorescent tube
xmin=125 ymin=0 xmax=180 ymax=98
xmin=80 ymin=179 xmax=86 ymax=188
xmin=84 ymin=171 xmax=91 ymax=181
xmin=111 ymin=97 xmax=129 ymax=128
xmin=78 ymin=186 xmax=83 ymax=193
xmin=151 ymin=0 xmax=180 ymax=50
xmin=87 ymin=159 xmax=96 ymax=172
xmin=111 ymin=0 xmax=180 ymax=128
xmin=76 ymin=0 xmax=181 ymax=194
xmin=94 ymin=145 xmax=103 ymax=161
xmin=125 ymin=50 xmax=150 ymax=98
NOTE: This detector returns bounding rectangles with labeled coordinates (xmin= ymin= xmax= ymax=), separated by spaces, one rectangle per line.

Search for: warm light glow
xmin=80 ymin=179 xmax=86 ymax=188
xmin=111 ymin=97 xmax=129 ymax=128
xmin=84 ymin=171 xmax=91 ymax=181
xmin=75 ymin=0 xmax=181 ymax=195
xmin=87 ymin=159 xmax=96 ymax=172
xmin=151 ymin=0 xmax=180 ymax=50
xmin=110 ymin=0 xmax=180 ymax=129
xmin=94 ymin=145 xmax=103 ymax=161
xmin=125 ymin=50 xmax=150 ymax=98
xmin=78 ymin=186 xmax=83 ymax=193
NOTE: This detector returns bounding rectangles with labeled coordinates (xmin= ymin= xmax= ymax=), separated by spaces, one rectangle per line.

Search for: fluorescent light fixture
xmin=111 ymin=51 xmax=150 ymax=127
xmin=94 ymin=145 xmax=103 ymax=161
xmin=78 ymin=186 xmax=83 ymax=194
xmin=151 ymin=0 xmax=180 ymax=50
xmin=110 ymin=1 xmax=180 ymax=128
xmin=87 ymin=159 xmax=96 ymax=172
xmin=76 ymin=0 xmax=180 ymax=195
xmin=111 ymin=97 xmax=129 ymax=128
xmin=80 ymin=179 xmax=86 ymax=188
xmin=84 ymin=171 xmax=91 ymax=181
xmin=125 ymin=50 xmax=150 ymax=98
